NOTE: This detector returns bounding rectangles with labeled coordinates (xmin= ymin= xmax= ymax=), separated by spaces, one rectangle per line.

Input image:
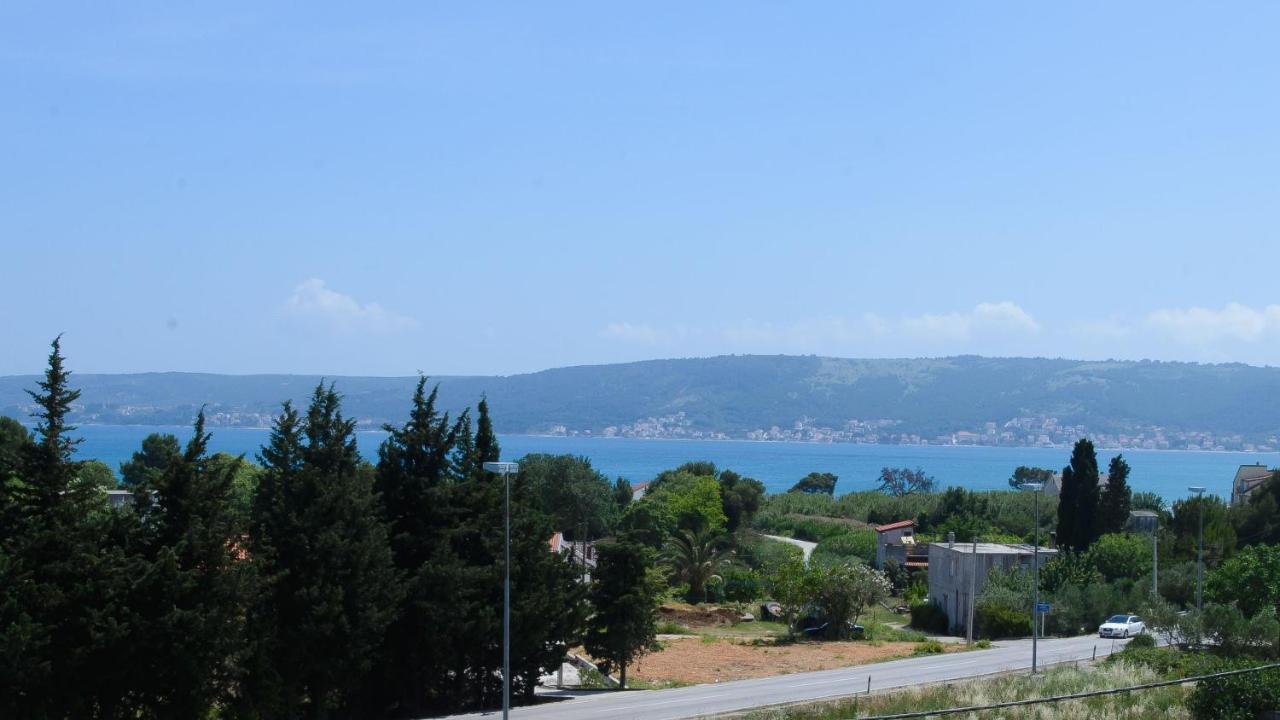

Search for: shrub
xmin=975 ymin=638 xmax=991 ymax=649
xmin=913 ymin=639 xmax=945 ymax=655
xmin=975 ymin=604 xmax=1030 ymax=639
xmin=1127 ymin=631 xmax=1155 ymax=649
xmin=903 ymin=581 xmax=927 ymax=606
xmin=1188 ymin=662 xmax=1280 ymax=720
xmin=909 ymin=602 xmax=949 ymax=634
xmin=739 ymin=534 xmax=803 ymax=571
xmin=655 ymin=621 xmax=691 ymax=635
xmin=721 ymin=567 xmax=762 ymax=602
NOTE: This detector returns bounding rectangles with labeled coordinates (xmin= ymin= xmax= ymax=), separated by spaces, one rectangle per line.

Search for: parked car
xmin=1098 ymin=614 xmax=1145 ymax=638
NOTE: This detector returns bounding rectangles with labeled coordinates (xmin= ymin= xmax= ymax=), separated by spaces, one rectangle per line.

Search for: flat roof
xmin=934 ymin=542 xmax=1058 ymax=555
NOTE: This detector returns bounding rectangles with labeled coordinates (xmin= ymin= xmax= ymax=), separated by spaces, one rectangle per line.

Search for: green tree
xmin=1206 ymin=544 xmax=1280 ymax=618
xmin=119 ymin=412 xmax=250 ymax=717
xmin=1169 ymin=494 xmax=1235 ymax=565
xmin=764 ymin=555 xmax=817 ymax=637
xmin=1232 ymin=471 xmax=1280 ymax=546
xmin=1087 ymin=532 xmax=1151 ymax=582
xmin=718 ymin=469 xmax=765 ymax=533
xmin=248 ymin=385 xmax=401 ymax=719
xmin=585 ymin=539 xmax=661 ymax=689
xmin=645 ymin=471 xmax=727 ymax=534
xmin=119 ymin=432 xmax=181 ymax=488
xmin=812 ymin=562 xmax=891 ymax=638
xmin=877 ymin=467 xmax=935 ymax=496
xmin=791 ymin=471 xmax=838 ymax=495
xmin=1039 ymin=551 xmax=1102 ymax=593
xmin=663 ymin=528 xmax=732 ymax=602
xmin=1098 ymin=455 xmax=1133 ymax=535
xmin=519 ymin=454 xmax=616 ymax=540
xmin=371 ymin=378 xmax=460 ymax=715
xmin=1056 ymin=438 xmax=1101 ymax=552
xmin=1008 ymin=465 xmax=1055 ymax=490
xmin=1132 ymin=491 xmax=1166 ymax=513
xmin=613 ymin=477 xmax=633 ymax=513
xmin=0 ymin=337 xmax=119 ymax=718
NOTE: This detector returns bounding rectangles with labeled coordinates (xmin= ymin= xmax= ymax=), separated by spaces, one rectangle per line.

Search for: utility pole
xmin=1022 ymin=482 xmax=1044 ymax=674
xmin=484 ymin=461 xmax=520 ymax=720
xmin=1189 ymin=486 xmax=1206 ymax=612
xmin=966 ymin=536 xmax=978 ymax=645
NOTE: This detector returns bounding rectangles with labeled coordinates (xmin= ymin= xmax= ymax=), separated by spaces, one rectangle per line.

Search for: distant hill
xmin=2 ymin=355 xmax=1279 ymax=449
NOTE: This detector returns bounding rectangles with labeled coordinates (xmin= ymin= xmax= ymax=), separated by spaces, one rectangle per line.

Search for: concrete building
xmin=927 ymin=535 xmax=1057 ymax=635
xmin=1230 ymin=464 xmax=1274 ymax=506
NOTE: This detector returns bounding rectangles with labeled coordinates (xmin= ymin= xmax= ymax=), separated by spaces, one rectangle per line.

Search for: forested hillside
xmin=2 ymin=355 xmax=1279 ymax=442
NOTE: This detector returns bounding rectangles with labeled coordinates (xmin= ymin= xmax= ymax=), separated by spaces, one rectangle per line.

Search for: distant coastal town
xmin=550 ymin=411 xmax=1280 ymax=452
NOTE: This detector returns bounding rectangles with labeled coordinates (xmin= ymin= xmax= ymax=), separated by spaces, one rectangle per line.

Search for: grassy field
xmin=731 ymin=661 xmax=1190 ymax=720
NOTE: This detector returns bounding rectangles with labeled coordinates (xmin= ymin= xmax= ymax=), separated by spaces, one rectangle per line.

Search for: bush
xmin=909 ymin=602 xmax=949 ymax=634
xmin=1188 ymin=662 xmax=1280 ymax=720
xmin=975 ymin=638 xmax=991 ymax=649
xmin=1127 ymin=631 xmax=1155 ymax=649
xmin=721 ymin=567 xmax=762 ymax=602
xmin=913 ymin=639 xmax=945 ymax=655
xmin=975 ymin=604 xmax=1030 ymax=639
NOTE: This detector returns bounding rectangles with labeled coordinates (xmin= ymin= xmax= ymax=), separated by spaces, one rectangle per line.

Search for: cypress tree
xmin=0 ymin=337 xmax=116 ymax=717
xmin=372 ymin=378 xmax=461 ymax=716
xmin=120 ymin=411 xmax=249 ymax=717
xmin=249 ymin=385 xmax=401 ymax=719
xmin=1098 ymin=454 xmax=1133 ymax=535
xmin=1056 ymin=438 xmax=1101 ymax=552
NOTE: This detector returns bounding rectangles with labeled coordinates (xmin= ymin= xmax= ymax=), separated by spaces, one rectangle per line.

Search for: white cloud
xmin=1146 ymin=303 xmax=1280 ymax=345
xmin=902 ymin=302 xmax=1041 ymax=340
xmin=282 ymin=278 xmax=418 ymax=335
xmin=598 ymin=322 xmax=664 ymax=344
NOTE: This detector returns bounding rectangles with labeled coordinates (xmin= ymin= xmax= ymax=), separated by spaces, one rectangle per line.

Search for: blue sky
xmin=3 ymin=3 xmax=1280 ymax=376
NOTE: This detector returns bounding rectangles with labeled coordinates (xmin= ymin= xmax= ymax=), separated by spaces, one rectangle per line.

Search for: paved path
xmin=440 ymin=634 xmax=1129 ymax=720
xmin=762 ymin=534 xmax=817 ymax=565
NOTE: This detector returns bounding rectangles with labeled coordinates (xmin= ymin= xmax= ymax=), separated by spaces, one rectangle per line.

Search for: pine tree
xmin=1056 ymin=438 xmax=1101 ymax=552
xmin=585 ymin=539 xmax=660 ymax=689
xmin=248 ymin=385 xmax=401 ymax=719
xmin=1098 ymin=454 xmax=1133 ymax=535
xmin=119 ymin=432 xmax=181 ymax=488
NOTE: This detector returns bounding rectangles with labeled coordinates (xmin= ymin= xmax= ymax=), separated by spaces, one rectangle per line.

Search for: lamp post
xmin=1189 ymin=486 xmax=1206 ymax=612
xmin=484 ymin=461 xmax=520 ymax=720
xmin=966 ymin=535 xmax=979 ymax=646
xmin=1022 ymin=482 xmax=1044 ymax=674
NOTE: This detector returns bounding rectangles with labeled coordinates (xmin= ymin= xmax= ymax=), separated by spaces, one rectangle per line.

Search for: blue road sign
xmin=1036 ymin=602 xmax=1051 ymax=613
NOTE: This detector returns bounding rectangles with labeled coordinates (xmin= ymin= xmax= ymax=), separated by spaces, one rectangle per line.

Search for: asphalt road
xmin=441 ymin=634 xmax=1130 ymax=720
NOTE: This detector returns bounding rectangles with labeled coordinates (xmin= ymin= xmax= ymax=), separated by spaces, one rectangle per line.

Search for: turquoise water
xmin=69 ymin=424 xmax=1274 ymax=502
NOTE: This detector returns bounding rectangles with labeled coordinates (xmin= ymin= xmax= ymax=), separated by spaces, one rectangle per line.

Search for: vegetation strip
xmin=851 ymin=661 xmax=1280 ymax=719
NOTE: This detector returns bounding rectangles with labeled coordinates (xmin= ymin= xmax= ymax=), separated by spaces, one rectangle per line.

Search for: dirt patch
xmin=627 ymin=638 xmax=957 ymax=685
xmin=659 ymin=602 xmax=743 ymax=628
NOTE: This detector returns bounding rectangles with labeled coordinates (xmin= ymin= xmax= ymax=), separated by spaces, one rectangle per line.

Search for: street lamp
xmin=1022 ymin=482 xmax=1044 ymax=674
xmin=1189 ymin=486 xmax=1206 ymax=612
xmin=484 ymin=461 xmax=520 ymax=720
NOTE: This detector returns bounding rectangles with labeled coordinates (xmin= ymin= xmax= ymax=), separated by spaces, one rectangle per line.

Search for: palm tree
xmin=663 ymin=528 xmax=733 ymax=603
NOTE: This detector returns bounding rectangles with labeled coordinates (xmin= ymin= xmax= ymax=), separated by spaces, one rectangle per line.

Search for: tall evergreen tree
xmin=372 ymin=378 xmax=462 ymax=716
xmin=0 ymin=337 xmax=116 ymax=717
xmin=584 ymin=539 xmax=660 ymax=689
xmin=248 ymin=385 xmax=401 ymax=719
xmin=1056 ymin=438 xmax=1101 ymax=552
xmin=119 ymin=411 xmax=250 ymax=717
xmin=1098 ymin=454 xmax=1133 ymax=535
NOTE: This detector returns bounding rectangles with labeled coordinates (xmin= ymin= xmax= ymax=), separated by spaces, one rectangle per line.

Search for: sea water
xmin=69 ymin=424 xmax=1275 ymax=502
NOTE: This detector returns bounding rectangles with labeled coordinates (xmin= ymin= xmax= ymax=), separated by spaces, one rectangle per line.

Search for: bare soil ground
xmin=627 ymin=637 xmax=955 ymax=685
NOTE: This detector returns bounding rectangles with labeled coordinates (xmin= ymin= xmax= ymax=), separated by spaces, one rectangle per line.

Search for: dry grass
xmin=734 ymin=661 xmax=1190 ymax=720
xmin=624 ymin=637 xmax=961 ymax=685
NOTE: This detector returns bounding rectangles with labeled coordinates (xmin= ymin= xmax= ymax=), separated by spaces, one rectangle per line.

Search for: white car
xmin=1099 ymin=614 xmax=1144 ymax=638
